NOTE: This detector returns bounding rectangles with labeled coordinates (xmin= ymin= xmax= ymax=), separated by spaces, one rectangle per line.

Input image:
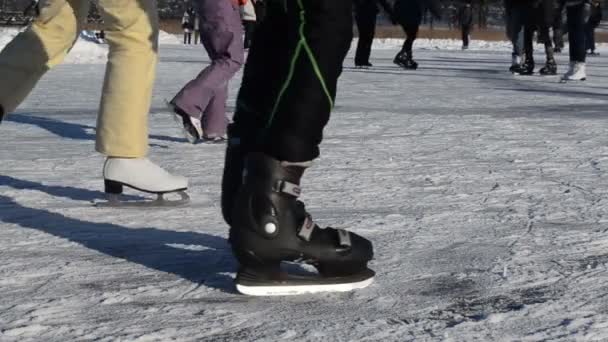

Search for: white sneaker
xmin=562 ymin=62 xmax=586 ymax=81
xmin=103 ymin=157 xmax=188 ymax=194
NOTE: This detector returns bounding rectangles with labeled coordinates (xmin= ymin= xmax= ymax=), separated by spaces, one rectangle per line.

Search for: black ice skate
xmin=100 ymin=157 xmax=189 ymax=208
xmin=228 ymin=153 xmax=375 ymax=296
xmin=513 ymin=60 xmax=534 ymax=76
xmin=539 ymin=59 xmax=557 ymax=76
xmin=394 ymin=53 xmax=418 ymax=70
xmin=0 ymin=104 xmax=4 ymax=124
xmin=165 ymin=100 xmax=203 ymax=144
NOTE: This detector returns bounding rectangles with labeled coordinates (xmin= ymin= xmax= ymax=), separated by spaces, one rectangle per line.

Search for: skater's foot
xmin=562 ymin=61 xmax=586 ymax=81
xmin=166 ymin=100 xmax=203 ymax=143
xmin=509 ymin=63 xmax=521 ymax=73
xmin=0 ymin=104 xmax=4 ymax=124
xmin=515 ymin=59 xmax=534 ymax=75
xmin=539 ymin=59 xmax=557 ymax=76
xmin=103 ymin=157 xmax=188 ymax=195
xmin=229 ymin=153 xmax=374 ymax=295
xmin=588 ymin=51 xmax=600 ymax=57
xmin=394 ymin=54 xmax=417 ymax=70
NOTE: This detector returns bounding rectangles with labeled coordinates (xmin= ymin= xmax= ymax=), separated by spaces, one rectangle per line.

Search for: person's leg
xmin=567 ymin=3 xmax=586 ymax=63
xmin=224 ymin=0 xmax=373 ymax=293
xmin=171 ymin=0 xmax=244 ymax=130
xmin=539 ymin=24 xmax=557 ymax=74
xmin=523 ymin=24 xmax=535 ymax=67
xmin=354 ymin=10 xmax=376 ymax=66
xmin=509 ymin=5 xmax=525 ymax=63
xmin=590 ymin=26 xmax=596 ymax=53
xmin=405 ymin=25 xmax=419 ymax=58
xmin=563 ymin=2 xmax=587 ymax=80
xmin=95 ymin=0 xmax=158 ymax=158
xmin=461 ymin=24 xmax=470 ymax=48
xmin=97 ymin=0 xmax=187 ymax=198
xmin=0 ymin=0 xmax=89 ymax=115
xmin=201 ymin=85 xmax=229 ymax=139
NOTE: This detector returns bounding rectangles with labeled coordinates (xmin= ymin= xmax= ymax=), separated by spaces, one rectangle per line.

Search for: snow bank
xmin=158 ymin=31 xmax=181 ymax=45
xmin=0 ymin=28 xmax=181 ymax=64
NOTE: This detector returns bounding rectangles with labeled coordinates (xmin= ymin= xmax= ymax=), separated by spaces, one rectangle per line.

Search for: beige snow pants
xmin=0 ymin=0 xmax=159 ymax=158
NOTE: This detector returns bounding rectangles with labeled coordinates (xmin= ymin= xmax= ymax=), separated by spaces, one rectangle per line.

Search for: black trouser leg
xmin=399 ymin=24 xmax=418 ymax=57
xmin=461 ymin=25 xmax=471 ymax=47
xmin=232 ymin=0 xmax=352 ymax=162
xmin=566 ymin=3 xmax=585 ymax=62
xmin=523 ymin=25 xmax=535 ymax=65
xmin=538 ymin=25 xmax=554 ymax=62
xmin=585 ymin=24 xmax=596 ymax=52
xmin=354 ymin=10 xmax=376 ymax=65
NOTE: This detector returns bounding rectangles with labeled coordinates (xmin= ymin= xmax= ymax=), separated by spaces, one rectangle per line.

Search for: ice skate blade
xmin=559 ymin=77 xmax=586 ymax=83
xmin=96 ymin=191 xmax=190 ymax=208
xmin=235 ymin=268 xmax=375 ymax=296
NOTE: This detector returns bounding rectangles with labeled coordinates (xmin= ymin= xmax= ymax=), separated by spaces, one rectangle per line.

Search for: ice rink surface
xmin=1 ymin=40 xmax=608 ymax=341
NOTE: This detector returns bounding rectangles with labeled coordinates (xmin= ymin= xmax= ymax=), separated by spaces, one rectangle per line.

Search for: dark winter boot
xmin=229 ymin=152 xmax=375 ymax=295
xmin=539 ymin=59 xmax=557 ymax=75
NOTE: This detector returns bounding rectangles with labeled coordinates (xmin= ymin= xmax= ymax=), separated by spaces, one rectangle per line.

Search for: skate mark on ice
xmin=0 ymin=175 xmax=143 ymax=202
xmin=7 ymin=114 xmax=189 ymax=144
xmin=0 ymin=195 xmax=236 ymax=293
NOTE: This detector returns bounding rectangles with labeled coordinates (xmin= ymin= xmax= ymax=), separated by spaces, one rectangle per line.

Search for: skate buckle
xmin=273 ymin=180 xmax=301 ymax=197
xmin=337 ymin=229 xmax=352 ymax=248
xmin=297 ymin=214 xmax=315 ymax=241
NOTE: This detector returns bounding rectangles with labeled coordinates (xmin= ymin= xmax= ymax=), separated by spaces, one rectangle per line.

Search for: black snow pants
xmin=231 ymin=0 xmax=352 ymax=162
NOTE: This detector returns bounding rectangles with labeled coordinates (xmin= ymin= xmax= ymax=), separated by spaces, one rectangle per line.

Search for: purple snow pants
xmin=171 ymin=0 xmax=244 ymax=138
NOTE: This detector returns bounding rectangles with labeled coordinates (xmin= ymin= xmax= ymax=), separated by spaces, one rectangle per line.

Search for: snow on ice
xmin=1 ymin=29 xmax=608 ymax=341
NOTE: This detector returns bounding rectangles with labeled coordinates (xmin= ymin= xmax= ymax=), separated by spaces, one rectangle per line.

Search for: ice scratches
xmin=525 ymin=315 xmax=600 ymax=340
xmin=418 ymin=274 xmax=477 ymax=297
xmin=428 ymin=284 xmax=563 ymax=328
xmin=578 ymin=254 xmax=608 ymax=271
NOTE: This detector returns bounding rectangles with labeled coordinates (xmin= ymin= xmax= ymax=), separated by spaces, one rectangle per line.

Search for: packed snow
xmin=1 ymin=31 xmax=608 ymax=341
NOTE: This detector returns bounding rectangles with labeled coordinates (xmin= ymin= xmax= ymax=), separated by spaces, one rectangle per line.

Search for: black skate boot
xmin=515 ymin=59 xmax=534 ymax=76
xmin=539 ymin=59 xmax=557 ymax=76
xmin=229 ymin=153 xmax=375 ymax=296
xmin=0 ymin=105 xmax=4 ymax=124
xmin=394 ymin=53 xmax=418 ymax=70
xmin=221 ymin=124 xmax=248 ymax=225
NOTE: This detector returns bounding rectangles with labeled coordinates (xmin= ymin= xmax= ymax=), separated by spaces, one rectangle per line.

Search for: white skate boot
xmin=101 ymin=157 xmax=189 ymax=207
xmin=561 ymin=62 xmax=586 ymax=82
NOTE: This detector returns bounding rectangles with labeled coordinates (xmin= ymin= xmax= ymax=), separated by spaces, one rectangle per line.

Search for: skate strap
xmin=337 ymin=229 xmax=352 ymax=248
xmin=298 ymin=214 xmax=315 ymax=241
xmin=273 ymin=180 xmax=301 ymax=197
xmin=297 ymin=215 xmax=352 ymax=248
